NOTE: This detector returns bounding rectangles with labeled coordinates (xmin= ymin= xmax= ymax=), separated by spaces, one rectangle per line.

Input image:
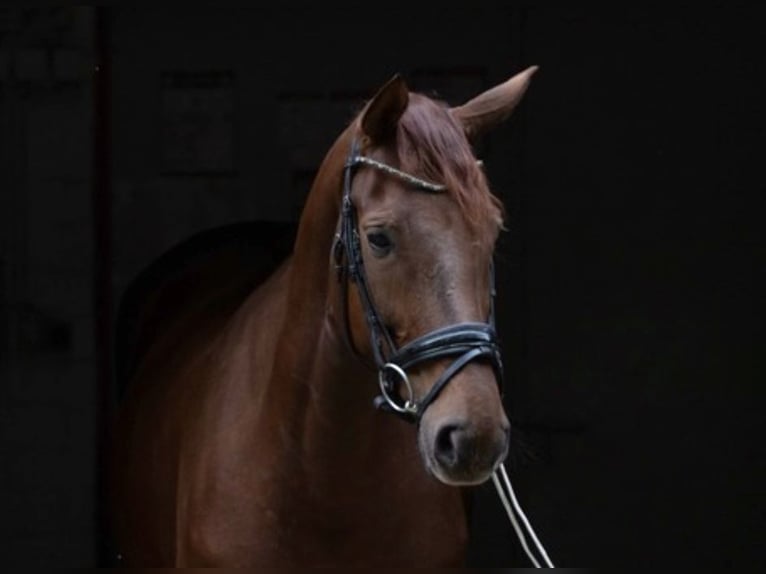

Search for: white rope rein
xmin=492 ymin=463 xmax=555 ymax=568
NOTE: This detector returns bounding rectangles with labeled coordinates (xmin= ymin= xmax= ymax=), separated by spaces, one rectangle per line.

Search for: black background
xmin=0 ymin=5 xmax=763 ymax=567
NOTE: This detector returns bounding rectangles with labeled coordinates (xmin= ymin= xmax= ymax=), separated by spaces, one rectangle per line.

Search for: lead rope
xmin=492 ymin=463 xmax=555 ymax=568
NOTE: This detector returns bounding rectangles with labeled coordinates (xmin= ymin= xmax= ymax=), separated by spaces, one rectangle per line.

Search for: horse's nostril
xmin=433 ymin=423 xmax=465 ymax=469
xmin=431 ymin=421 xmax=510 ymax=480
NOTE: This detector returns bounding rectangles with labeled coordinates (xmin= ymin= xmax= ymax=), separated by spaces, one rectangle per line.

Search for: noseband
xmin=333 ymin=140 xmax=504 ymax=423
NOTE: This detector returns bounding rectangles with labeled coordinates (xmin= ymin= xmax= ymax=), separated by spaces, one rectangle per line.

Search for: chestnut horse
xmin=109 ymin=66 xmax=538 ymax=567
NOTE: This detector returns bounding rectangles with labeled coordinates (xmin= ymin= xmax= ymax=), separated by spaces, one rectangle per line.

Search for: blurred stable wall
xmin=0 ymin=4 xmax=763 ymax=568
xmin=515 ymin=6 xmax=763 ymax=567
xmin=0 ymin=7 xmax=98 ymax=564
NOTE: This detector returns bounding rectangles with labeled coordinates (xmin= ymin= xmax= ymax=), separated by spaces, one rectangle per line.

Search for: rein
xmin=332 ymin=139 xmax=555 ymax=568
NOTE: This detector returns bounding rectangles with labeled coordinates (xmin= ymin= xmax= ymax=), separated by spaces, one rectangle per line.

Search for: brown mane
xmin=386 ymin=93 xmax=505 ymax=240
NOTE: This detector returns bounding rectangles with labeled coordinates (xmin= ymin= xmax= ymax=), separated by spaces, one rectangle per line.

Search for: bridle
xmin=332 ymin=139 xmax=504 ymax=424
xmin=331 ymin=138 xmax=557 ymax=568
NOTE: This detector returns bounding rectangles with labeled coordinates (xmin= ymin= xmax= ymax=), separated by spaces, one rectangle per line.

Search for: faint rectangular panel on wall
xmin=0 ymin=50 xmax=10 ymax=81
xmin=160 ymin=70 xmax=236 ymax=176
xmin=277 ymin=90 xmax=368 ymax=169
xmin=278 ymin=91 xmax=366 ymax=219
xmin=0 ymin=258 xmax=7 ymax=359
xmin=277 ymin=92 xmax=330 ymax=171
xmin=0 ymin=8 xmax=23 ymax=35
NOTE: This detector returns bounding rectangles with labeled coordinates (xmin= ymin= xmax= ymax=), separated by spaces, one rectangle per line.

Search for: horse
xmin=109 ymin=65 xmax=538 ymax=567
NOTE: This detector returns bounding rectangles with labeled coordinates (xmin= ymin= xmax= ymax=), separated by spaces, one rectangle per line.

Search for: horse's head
xmin=339 ymin=67 xmax=537 ymax=486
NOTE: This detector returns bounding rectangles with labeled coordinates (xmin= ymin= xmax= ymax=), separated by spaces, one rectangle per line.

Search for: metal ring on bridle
xmin=378 ymin=363 xmax=417 ymax=415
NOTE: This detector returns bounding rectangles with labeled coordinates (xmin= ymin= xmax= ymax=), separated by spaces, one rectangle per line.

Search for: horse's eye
xmin=367 ymin=231 xmax=393 ymax=256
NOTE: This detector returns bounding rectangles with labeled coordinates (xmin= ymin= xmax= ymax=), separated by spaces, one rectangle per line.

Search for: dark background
xmin=0 ymin=5 xmax=763 ymax=567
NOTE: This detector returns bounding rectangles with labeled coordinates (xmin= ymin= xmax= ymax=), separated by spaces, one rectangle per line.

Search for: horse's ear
xmin=451 ymin=65 xmax=539 ymax=142
xmin=360 ymin=74 xmax=409 ymax=143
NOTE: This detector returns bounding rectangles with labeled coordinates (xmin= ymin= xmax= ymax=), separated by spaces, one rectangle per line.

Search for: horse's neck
xmin=248 ymin=129 xmax=416 ymax=488
xmin=247 ymin=130 xmax=372 ymax=451
xmin=209 ymin=132 xmax=467 ymax=562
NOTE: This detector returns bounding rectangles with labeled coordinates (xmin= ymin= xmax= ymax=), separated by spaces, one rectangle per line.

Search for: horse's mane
xmin=394 ymin=93 xmax=505 ymax=243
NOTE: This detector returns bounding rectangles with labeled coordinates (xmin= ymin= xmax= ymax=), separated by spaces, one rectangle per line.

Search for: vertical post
xmin=92 ymin=6 xmax=113 ymax=566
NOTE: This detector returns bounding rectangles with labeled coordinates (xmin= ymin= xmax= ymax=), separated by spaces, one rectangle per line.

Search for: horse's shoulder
xmin=115 ymin=221 xmax=297 ymax=398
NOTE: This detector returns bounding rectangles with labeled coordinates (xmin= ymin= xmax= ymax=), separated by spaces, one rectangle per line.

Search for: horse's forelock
xmin=396 ymin=94 xmax=504 ymax=242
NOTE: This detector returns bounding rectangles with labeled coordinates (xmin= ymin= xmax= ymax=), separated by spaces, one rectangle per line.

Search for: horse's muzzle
xmin=425 ymin=418 xmax=510 ymax=485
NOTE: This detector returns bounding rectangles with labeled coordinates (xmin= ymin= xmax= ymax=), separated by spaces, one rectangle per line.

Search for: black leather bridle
xmin=332 ymin=140 xmax=504 ymax=423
